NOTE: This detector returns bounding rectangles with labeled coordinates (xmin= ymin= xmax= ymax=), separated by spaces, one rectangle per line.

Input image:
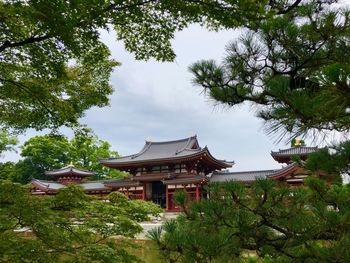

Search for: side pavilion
xmin=210 ymin=144 xmax=322 ymax=185
xmin=31 ymin=164 xmax=111 ymax=196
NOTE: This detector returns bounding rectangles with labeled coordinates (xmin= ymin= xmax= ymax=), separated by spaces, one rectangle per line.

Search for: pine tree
xmin=150 ymin=178 xmax=350 ymax=262
xmin=190 ymin=0 xmax=350 ymax=139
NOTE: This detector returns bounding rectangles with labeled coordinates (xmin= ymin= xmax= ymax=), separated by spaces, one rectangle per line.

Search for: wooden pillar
xmin=196 ymin=184 xmax=200 ymax=201
xmin=126 ymin=188 xmax=129 ymax=199
xmin=166 ymin=185 xmax=169 ymax=211
xmin=142 ymin=184 xmax=145 ymax=200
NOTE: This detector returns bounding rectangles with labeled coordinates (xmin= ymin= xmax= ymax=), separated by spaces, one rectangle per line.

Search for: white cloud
xmin=2 ymin=25 xmax=313 ymax=171
xmin=78 ymin=25 xmax=294 ymax=170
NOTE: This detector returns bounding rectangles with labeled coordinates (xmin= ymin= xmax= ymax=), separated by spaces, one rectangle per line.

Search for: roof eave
xmin=31 ymin=180 xmax=59 ymax=193
xmin=99 ymin=149 xmax=224 ymax=168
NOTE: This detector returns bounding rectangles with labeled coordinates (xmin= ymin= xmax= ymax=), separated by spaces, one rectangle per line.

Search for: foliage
xmin=68 ymin=128 xmax=125 ymax=180
xmin=150 ymin=178 xmax=350 ymax=262
xmin=21 ymin=134 xmax=71 ymax=171
xmin=7 ymin=128 xmax=124 ymax=183
xmin=0 ymin=0 xmax=275 ymax=131
xmin=108 ymin=192 xmax=162 ymax=222
xmin=0 ymin=159 xmax=43 ymax=184
xmin=0 ymin=129 xmax=18 ymax=155
xmin=184 ymin=2 xmax=350 ymax=260
xmin=0 ymin=162 xmax=17 ymax=181
xmin=306 ymin=140 xmax=350 ymax=183
xmin=0 ymin=180 xmax=162 ymax=263
xmin=190 ymin=0 xmax=350 ymax=139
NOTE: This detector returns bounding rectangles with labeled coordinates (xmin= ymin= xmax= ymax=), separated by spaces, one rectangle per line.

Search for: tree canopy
xmin=0 ymin=0 xmax=275 ymax=131
xmin=0 ymin=129 xmax=18 ymax=155
xmin=150 ymin=178 xmax=350 ymax=262
xmin=305 ymin=140 xmax=350 ymax=182
xmin=190 ymin=0 xmax=350 ymax=139
xmin=144 ymin=2 xmax=350 ymax=262
xmin=0 ymin=128 xmax=123 ymax=183
xmin=0 ymin=180 xmax=162 ymax=262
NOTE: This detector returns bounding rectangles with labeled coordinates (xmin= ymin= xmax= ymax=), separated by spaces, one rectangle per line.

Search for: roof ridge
xmin=79 ymin=181 xmax=104 ymax=184
xmin=268 ymin=162 xmax=299 ymax=176
xmin=273 ymin=146 xmax=318 ymax=152
xmin=100 ymin=154 xmax=136 ymax=161
xmin=214 ymin=169 xmax=276 ymax=175
xmin=181 ymin=148 xmax=202 ymax=152
xmin=145 ymin=135 xmax=197 ymax=145
xmin=271 ymin=146 xmax=319 ymax=155
xmin=175 ymin=136 xmax=197 ymax=155
xmin=131 ymin=141 xmax=152 ymax=159
xmin=44 ymin=167 xmax=69 ymax=174
xmin=45 ymin=166 xmax=94 ymax=175
xmin=100 ymin=139 xmax=195 ymax=161
xmin=32 ymin=179 xmax=58 ymax=183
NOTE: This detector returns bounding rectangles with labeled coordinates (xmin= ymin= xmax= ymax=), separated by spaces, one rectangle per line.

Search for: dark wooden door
xmin=151 ymin=181 xmax=166 ymax=208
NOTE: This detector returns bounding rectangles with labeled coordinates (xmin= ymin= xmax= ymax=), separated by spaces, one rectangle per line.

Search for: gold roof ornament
xmin=67 ymin=161 xmax=74 ymax=167
xmin=294 ymin=138 xmax=302 ymax=146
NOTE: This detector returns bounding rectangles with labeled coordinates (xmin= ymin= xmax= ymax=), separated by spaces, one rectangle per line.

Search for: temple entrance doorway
xmin=151 ymin=181 xmax=166 ymax=208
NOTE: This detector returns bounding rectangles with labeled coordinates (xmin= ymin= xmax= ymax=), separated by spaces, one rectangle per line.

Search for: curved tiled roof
xmin=79 ymin=181 xmax=110 ymax=191
xmin=210 ymin=170 xmax=277 ymax=183
xmin=268 ymin=162 xmax=304 ymax=179
xmin=271 ymin=146 xmax=318 ymax=157
xmin=45 ymin=166 xmax=95 ymax=177
xmin=129 ymin=173 xmax=176 ymax=181
xmin=99 ymin=136 xmax=233 ymax=168
xmin=271 ymin=146 xmax=319 ymax=164
xmin=100 ymin=136 xmax=200 ymax=163
xmin=31 ymin=179 xmax=65 ymax=192
xmin=104 ymin=179 xmax=142 ymax=188
xmin=31 ymin=179 xmax=109 ymax=192
xmin=162 ymin=175 xmax=208 ymax=185
xmin=209 ymin=161 xmax=309 ymax=184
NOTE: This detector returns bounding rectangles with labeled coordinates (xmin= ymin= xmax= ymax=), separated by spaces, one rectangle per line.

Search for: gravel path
xmin=137 ymin=212 xmax=180 ymax=240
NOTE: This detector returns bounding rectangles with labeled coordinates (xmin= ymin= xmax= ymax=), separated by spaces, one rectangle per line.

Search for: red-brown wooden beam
xmin=166 ymin=185 xmax=169 ymax=211
xmin=142 ymin=184 xmax=145 ymax=200
xmin=196 ymin=184 xmax=200 ymax=201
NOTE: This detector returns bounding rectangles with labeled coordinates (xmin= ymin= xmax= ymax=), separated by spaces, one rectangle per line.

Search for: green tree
xmin=0 ymin=129 xmax=18 ymax=155
xmin=0 ymin=0 xmax=272 ymax=131
xmin=0 ymin=130 xmax=21 ymax=182
xmin=18 ymin=129 xmax=123 ymax=183
xmin=21 ymin=134 xmax=71 ymax=171
xmin=157 ymin=2 xmax=350 ymax=261
xmin=0 ymin=160 xmax=43 ymax=184
xmin=150 ymin=178 xmax=350 ymax=262
xmin=0 ymin=162 xmax=17 ymax=181
xmin=190 ymin=0 xmax=349 ymax=138
xmin=69 ymin=128 xmax=123 ymax=180
xmin=0 ymin=180 xmax=162 ymax=263
xmin=306 ymin=140 xmax=350 ymax=183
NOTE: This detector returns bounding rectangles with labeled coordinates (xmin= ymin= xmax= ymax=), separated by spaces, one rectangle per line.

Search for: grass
xmin=129 ymin=240 xmax=164 ymax=263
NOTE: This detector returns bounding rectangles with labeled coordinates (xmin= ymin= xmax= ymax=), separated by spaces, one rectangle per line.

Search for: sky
xmin=3 ymin=24 xmax=324 ymax=171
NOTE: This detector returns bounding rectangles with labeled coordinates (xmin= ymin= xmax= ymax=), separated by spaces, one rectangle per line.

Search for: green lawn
xmin=130 ymin=240 xmax=163 ymax=263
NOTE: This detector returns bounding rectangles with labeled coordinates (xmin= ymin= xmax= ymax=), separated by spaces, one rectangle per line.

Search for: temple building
xmin=31 ymin=136 xmax=325 ymax=211
xmin=31 ymin=164 xmax=111 ymax=196
xmin=210 ymin=143 xmax=320 ymax=186
xmin=99 ymin=136 xmax=234 ymax=211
